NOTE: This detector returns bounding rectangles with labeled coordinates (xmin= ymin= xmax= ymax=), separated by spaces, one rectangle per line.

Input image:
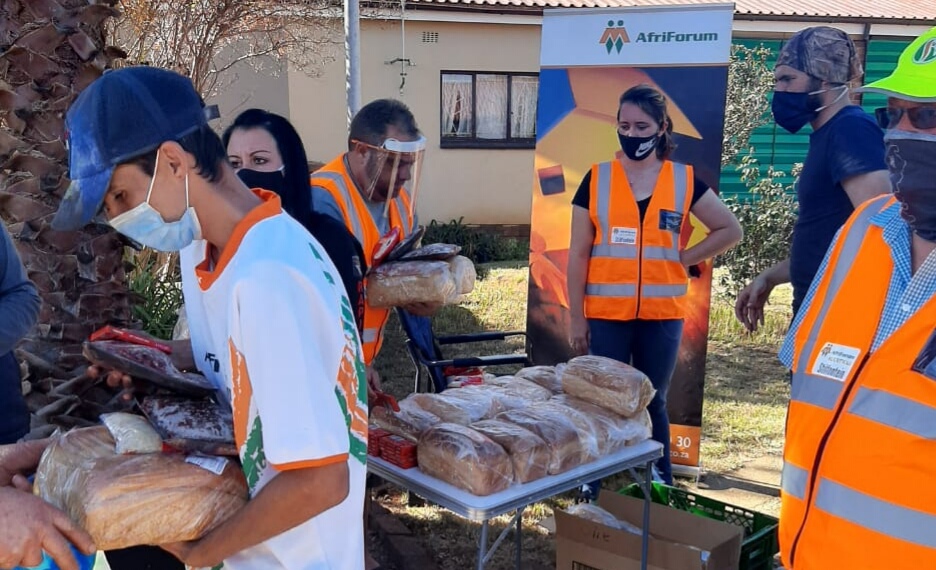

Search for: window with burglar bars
xmin=440 ymin=71 xmax=538 ymax=149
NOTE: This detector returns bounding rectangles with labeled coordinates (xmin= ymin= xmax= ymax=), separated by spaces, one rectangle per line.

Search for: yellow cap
xmin=858 ymin=27 xmax=936 ymax=102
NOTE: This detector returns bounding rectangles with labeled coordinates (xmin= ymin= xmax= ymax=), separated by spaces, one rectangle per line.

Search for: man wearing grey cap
xmin=735 ymin=26 xmax=892 ymax=331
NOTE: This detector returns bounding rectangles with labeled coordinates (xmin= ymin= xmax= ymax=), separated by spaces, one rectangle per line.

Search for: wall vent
xmin=421 ymin=31 xmax=439 ymax=43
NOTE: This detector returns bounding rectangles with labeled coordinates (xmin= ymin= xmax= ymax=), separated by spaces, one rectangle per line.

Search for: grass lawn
xmin=372 ymin=263 xmax=792 ymax=569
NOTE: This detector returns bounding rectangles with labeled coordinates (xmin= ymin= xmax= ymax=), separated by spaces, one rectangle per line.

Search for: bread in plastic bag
xmin=448 ymin=255 xmax=477 ymax=296
xmin=560 ymin=355 xmax=656 ymax=417
xmin=100 ymin=413 xmax=163 ymax=455
xmin=483 ymin=376 xmax=553 ymax=402
xmin=532 ymin=401 xmax=600 ymax=465
xmin=34 ymin=426 xmax=248 ymax=551
xmin=495 ymin=407 xmax=582 ymax=474
xmin=470 ymin=419 xmax=549 ymax=484
xmin=366 ymin=260 xmax=457 ymax=309
xmin=552 ymin=395 xmax=652 ymax=454
xmin=417 ymin=423 xmax=513 ymax=496
xmin=406 ymin=393 xmax=472 ymax=425
xmin=407 ymin=388 xmax=503 ymax=424
xmin=371 ymin=403 xmax=440 ymax=442
xmin=565 ymin=503 xmax=643 ymax=535
xmin=515 ymin=366 xmax=563 ymax=394
xmin=442 ymin=384 xmax=509 ymax=419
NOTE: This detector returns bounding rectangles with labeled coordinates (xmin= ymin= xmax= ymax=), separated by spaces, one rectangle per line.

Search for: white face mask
xmin=109 ymin=150 xmax=202 ymax=252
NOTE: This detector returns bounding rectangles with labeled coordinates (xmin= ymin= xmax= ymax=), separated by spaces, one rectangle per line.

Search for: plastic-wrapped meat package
xmin=34 ymin=427 xmax=248 ymax=551
xmin=140 ymin=396 xmax=237 ymax=457
xmin=417 ymin=423 xmax=514 ymax=496
xmin=532 ymin=401 xmax=600 ymax=465
xmin=100 ymin=413 xmax=163 ymax=455
xmin=370 ymin=402 xmax=440 ymax=442
xmin=446 ymin=255 xmax=477 ymax=301
xmin=495 ymin=407 xmax=582 ymax=474
xmin=470 ymin=419 xmax=549 ymax=484
xmin=366 ymin=260 xmax=458 ymax=309
xmin=565 ymin=503 xmax=643 ymax=535
xmin=560 ymin=355 xmax=656 ymax=417
xmin=515 ymin=366 xmax=563 ymax=394
xmin=484 ymin=376 xmax=552 ymax=403
xmin=553 ymin=395 xmax=646 ymax=455
xmin=82 ymin=341 xmax=215 ymax=397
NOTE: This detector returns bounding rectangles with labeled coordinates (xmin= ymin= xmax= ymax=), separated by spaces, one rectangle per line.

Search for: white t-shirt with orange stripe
xmin=179 ymin=190 xmax=368 ymax=570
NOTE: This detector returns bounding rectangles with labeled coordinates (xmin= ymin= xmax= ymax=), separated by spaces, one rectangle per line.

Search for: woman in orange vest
xmin=568 ymin=84 xmax=742 ymax=487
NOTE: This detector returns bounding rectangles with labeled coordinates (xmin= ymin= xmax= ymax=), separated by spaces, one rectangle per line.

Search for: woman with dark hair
xmin=223 ymin=109 xmax=366 ymax=337
xmin=568 ymin=84 xmax=742 ymax=488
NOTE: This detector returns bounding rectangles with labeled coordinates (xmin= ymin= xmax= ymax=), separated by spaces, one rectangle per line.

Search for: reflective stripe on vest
xmin=848 ymin=386 xmax=936 ymax=439
xmin=311 ymin=171 xmax=367 ymax=243
xmin=790 ymin=200 xmax=883 ymax=409
xmin=814 ymin=478 xmax=936 ymax=549
xmin=781 ymin=461 xmax=808 ymax=501
xmin=362 ymin=328 xmax=379 ymax=344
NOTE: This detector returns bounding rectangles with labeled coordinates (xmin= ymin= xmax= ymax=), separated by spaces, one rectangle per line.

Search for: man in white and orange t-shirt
xmin=52 ymin=67 xmax=367 ymax=570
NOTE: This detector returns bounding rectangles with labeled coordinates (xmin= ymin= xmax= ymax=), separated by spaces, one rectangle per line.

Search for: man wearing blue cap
xmin=54 ymin=66 xmax=368 ymax=570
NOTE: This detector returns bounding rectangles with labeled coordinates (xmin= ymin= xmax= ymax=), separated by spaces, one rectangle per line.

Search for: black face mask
xmin=885 ymin=130 xmax=936 ymax=242
xmin=237 ymin=168 xmax=286 ymax=195
xmin=618 ymin=133 xmax=658 ymax=161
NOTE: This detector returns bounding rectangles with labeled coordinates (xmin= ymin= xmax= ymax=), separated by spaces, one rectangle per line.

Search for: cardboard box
xmin=556 ymin=491 xmax=743 ymax=570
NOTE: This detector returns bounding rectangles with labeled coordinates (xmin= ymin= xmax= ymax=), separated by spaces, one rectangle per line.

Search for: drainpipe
xmin=856 ymin=22 xmax=872 ymax=106
xmin=345 ymin=0 xmax=362 ymax=126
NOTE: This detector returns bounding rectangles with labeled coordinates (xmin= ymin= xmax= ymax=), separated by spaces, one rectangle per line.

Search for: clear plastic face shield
xmin=355 ymin=136 xmax=426 ymax=220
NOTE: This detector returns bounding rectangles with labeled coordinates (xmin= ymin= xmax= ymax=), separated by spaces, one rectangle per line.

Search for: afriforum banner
xmin=526 ymin=4 xmax=733 ymax=472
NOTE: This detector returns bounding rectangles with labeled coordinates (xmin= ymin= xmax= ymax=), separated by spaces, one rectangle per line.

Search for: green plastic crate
xmin=619 ymin=482 xmax=779 ymax=570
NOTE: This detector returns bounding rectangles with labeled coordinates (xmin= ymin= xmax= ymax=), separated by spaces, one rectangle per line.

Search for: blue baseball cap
xmin=52 ymin=66 xmax=218 ymax=231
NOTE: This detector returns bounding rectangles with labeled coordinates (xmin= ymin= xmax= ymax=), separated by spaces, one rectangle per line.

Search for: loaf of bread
xmin=440 ymin=385 xmax=507 ymax=420
xmin=448 ymin=255 xmax=477 ymax=296
xmin=515 ymin=366 xmax=563 ymax=394
xmin=366 ymin=260 xmax=458 ymax=308
xmin=471 ymin=419 xmax=549 ymax=483
xmin=371 ymin=404 xmax=440 ymax=442
xmin=533 ymin=401 xmax=600 ymax=465
xmin=553 ymin=395 xmax=650 ymax=454
xmin=35 ymin=427 xmax=248 ymax=551
xmin=560 ymin=355 xmax=656 ymax=417
xmin=417 ymin=423 xmax=513 ymax=496
xmin=626 ymin=409 xmax=653 ymax=445
xmin=484 ymin=376 xmax=553 ymax=402
xmin=495 ymin=407 xmax=581 ymax=474
xmin=406 ymin=393 xmax=472 ymax=425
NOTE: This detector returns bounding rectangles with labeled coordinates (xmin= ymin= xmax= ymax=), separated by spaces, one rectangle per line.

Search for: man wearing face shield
xmin=51 ymin=67 xmax=368 ymax=570
xmin=310 ymin=99 xmax=429 ymax=382
xmin=776 ymin=28 xmax=936 ymax=569
xmin=735 ymin=26 xmax=891 ymax=331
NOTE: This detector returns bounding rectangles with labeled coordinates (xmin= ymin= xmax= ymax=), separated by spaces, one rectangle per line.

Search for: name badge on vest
xmin=659 ymin=210 xmax=682 ymax=233
xmin=911 ymin=329 xmax=936 ymax=381
xmin=811 ymin=342 xmax=862 ymax=382
xmin=611 ymin=227 xmax=637 ymax=245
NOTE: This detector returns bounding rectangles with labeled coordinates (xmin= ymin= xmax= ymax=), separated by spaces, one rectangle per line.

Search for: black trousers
xmin=105 ymin=546 xmax=185 ymax=570
xmin=0 ymin=351 xmax=28 ymax=444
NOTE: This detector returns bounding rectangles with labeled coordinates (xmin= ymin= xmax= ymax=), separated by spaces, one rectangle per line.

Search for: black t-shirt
xmin=789 ymin=105 xmax=887 ymax=315
xmin=571 ymin=169 xmax=709 ymax=219
xmin=299 ymin=211 xmax=367 ymax=336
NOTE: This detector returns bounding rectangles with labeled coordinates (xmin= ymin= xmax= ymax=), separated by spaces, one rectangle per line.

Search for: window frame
xmin=439 ymin=70 xmax=539 ymax=150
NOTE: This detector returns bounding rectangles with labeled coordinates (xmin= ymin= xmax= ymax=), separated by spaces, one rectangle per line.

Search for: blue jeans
xmin=587 ymin=318 xmax=683 ymax=488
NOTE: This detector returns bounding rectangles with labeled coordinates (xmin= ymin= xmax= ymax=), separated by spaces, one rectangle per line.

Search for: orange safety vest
xmin=781 ymin=194 xmax=936 ymax=569
xmin=585 ymin=160 xmax=693 ymax=321
xmin=310 ymin=155 xmax=416 ymax=365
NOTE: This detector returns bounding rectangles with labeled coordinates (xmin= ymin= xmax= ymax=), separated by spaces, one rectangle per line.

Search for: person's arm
xmin=568 ymin=206 xmax=595 ymax=355
xmin=164 ymin=265 xmax=359 ymax=566
xmin=841 ymin=170 xmax=891 ymax=208
xmin=679 ymin=189 xmax=743 ymax=267
xmin=830 ymin=114 xmax=891 ymax=207
xmin=0 ymin=224 xmax=40 ymax=355
xmin=735 ymin=259 xmax=791 ymax=333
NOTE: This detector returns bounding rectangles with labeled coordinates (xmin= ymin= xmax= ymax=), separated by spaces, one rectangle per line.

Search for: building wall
xmin=288 ymin=19 xmax=542 ymax=225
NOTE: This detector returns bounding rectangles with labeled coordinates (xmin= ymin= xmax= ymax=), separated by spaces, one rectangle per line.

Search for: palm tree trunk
xmin=0 ymin=0 xmax=129 ymax=374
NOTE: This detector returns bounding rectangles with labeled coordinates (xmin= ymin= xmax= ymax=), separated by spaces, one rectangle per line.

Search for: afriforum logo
xmin=600 ymin=19 xmax=719 ymax=54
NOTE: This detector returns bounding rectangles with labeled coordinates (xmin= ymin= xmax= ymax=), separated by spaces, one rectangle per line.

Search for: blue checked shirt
xmin=780 ymin=201 xmax=936 ymax=369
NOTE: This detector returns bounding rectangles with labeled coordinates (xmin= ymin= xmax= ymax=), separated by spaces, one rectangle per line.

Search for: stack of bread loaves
xmin=366 ymin=244 xmax=476 ymax=308
xmin=370 ymin=355 xmax=656 ymax=496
